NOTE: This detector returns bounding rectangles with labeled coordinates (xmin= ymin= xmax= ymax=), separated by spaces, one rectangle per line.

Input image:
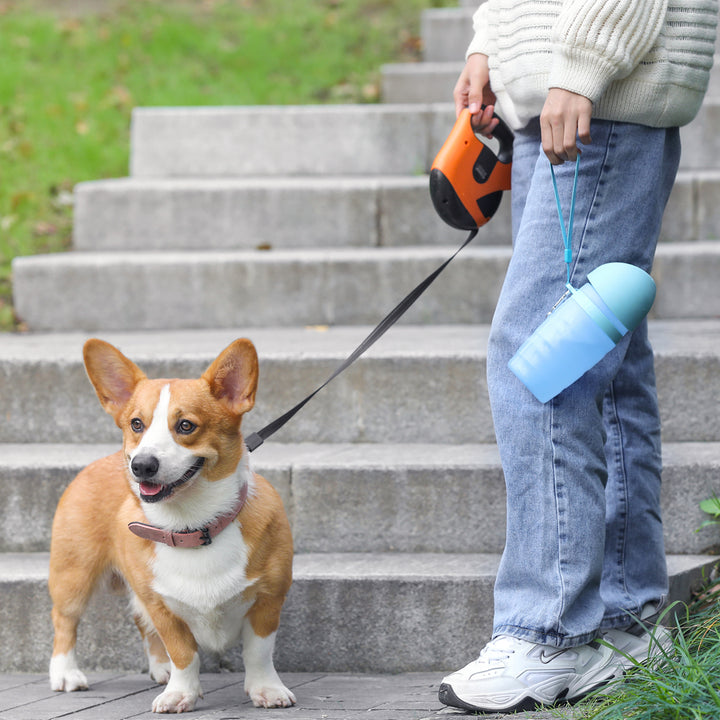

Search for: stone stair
xmin=4 ymin=1 xmax=720 ymax=677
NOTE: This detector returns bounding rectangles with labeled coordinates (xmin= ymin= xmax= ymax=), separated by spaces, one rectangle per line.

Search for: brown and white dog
xmin=48 ymin=338 xmax=295 ymax=713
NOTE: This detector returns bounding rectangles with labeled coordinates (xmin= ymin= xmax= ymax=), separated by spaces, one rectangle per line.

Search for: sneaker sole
xmin=438 ymin=678 xmax=613 ymax=714
xmin=438 ymin=682 xmax=546 ymax=714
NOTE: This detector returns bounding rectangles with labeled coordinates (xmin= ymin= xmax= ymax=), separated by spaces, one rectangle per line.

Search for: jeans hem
xmin=599 ymin=593 xmax=668 ymax=631
xmin=598 ymin=612 xmax=643 ymax=632
xmin=493 ymin=624 xmax=599 ymax=650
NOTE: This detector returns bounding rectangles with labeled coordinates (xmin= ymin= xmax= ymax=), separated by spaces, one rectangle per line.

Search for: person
xmin=438 ymin=0 xmax=718 ymax=713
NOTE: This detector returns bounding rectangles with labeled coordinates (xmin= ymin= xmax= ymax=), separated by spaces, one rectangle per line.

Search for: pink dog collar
xmin=128 ymin=483 xmax=249 ymax=548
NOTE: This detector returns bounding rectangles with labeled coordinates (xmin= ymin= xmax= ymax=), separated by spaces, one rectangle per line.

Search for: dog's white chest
xmin=150 ymin=524 xmax=254 ymax=651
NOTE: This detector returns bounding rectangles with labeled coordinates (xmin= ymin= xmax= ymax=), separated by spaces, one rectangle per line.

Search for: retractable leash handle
xmin=429 ymin=107 xmax=513 ymax=230
xmin=245 ymin=108 xmax=513 ymax=452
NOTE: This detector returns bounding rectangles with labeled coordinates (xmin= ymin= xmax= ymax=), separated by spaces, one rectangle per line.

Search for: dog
xmin=48 ymin=338 xmax=295 ymax=713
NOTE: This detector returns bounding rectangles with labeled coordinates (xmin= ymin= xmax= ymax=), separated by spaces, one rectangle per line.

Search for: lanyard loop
xmin=550 ymin=157 xmax=580 ymax=284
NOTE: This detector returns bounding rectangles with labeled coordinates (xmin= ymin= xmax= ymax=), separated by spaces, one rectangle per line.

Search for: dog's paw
xmin=49 ymin=654 xmax=89 ymax=692
xmin=247 ymin=683 xmax=297 ymax=708
xmin=148 ymin=659 xmax=171 ymax=685
xmin=50 ymin=669 xmax=88 ymax=693
xmin=151 ymin=688 xmax=199 ymax=713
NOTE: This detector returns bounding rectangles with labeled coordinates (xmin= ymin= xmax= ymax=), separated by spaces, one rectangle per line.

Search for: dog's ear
xmin=83 ymin=339 xmax=147 ymax=421
xmin=202 ymin=338 xmax=259 ymax=416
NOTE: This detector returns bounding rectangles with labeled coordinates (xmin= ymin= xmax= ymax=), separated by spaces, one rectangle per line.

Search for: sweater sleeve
xmin=466 ymin=2 xmax=492 ymax=59
xmin=549 ymin=0 xmax=668 ymax=102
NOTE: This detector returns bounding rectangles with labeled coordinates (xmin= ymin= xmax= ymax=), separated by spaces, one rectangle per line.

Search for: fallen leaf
xmin=33 ymin=222 xmax=58 ymax=237
xmin=305 ymin=325 xmax=330 ymax=332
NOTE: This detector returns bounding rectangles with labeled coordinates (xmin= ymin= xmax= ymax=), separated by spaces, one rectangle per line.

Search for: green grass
xmin=0 ymin=0 xmax=455 ymax=330
xmin=571 ymin=589 xmax=720 ymax=720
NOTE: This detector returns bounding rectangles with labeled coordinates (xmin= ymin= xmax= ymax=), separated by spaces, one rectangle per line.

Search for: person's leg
xmin=440 ymin=120 xmax=679 ymax=713
xmin=488 ymin=120 xmax=680 ymax=649
xmin=600 ymin=319 xmax=668 ymax=629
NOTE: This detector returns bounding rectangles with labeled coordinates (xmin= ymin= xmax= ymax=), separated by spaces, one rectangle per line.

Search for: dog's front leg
xmin=153 ymin=653 xmax=202 ymax=714
xmin=242 ymin=599 xmax=296 ymax=708
xmin=141 ymin=599 xmax=203 ymax=714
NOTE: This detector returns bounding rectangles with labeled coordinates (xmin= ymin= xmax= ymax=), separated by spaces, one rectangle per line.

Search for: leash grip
xmin=429 ymin=107 xmax=513 ymax=231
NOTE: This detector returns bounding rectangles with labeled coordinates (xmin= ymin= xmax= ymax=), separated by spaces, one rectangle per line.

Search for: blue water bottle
xmin=508 ymin=262 xmax=656 ymax=402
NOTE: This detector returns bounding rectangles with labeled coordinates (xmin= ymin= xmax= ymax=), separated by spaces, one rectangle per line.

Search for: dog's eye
xmin=176 ymin=419 xmax=197 ymax=435
xmin=130 ymin=418 xmax=145 ymax=433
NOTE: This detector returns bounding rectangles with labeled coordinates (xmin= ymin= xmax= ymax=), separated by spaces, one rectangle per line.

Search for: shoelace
xmin=477 ymin=636 xmax=520 ymax=664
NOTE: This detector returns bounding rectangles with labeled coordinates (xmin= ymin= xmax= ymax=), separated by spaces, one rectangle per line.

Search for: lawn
xmin=573 ymin=587 xmax=720 ymax=720
xmin=0 ymin=0 xmax=455 ymax=330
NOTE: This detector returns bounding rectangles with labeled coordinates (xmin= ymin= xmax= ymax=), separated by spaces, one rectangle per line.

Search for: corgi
xmin=48 ymin=338 xmax=295 ymax=713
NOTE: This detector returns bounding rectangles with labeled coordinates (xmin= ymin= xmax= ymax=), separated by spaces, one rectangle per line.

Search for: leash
xmin=244 ymin=227 xmax=478 ymax=452
xmin=245 ymin=107 xmax=514 ymax=452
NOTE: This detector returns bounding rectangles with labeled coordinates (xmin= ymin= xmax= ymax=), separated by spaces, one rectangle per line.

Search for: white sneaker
xmin=602 ymin=622 xmax=673 ymax=672
xmin=438 ymin=635 xmax=619 ymax=713
xmin=602 ymin=625 xmax=672 ymax=670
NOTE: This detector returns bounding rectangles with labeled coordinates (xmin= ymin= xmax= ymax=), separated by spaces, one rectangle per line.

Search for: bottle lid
xmin=587 ymin=263 xmax=656 ymax=332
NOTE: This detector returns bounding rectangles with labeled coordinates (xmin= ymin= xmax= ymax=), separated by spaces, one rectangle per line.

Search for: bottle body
xmin=508 ymin=286 xmax=617 ymax=402
xmin=508 ymin=262 xmax=656 ymax=403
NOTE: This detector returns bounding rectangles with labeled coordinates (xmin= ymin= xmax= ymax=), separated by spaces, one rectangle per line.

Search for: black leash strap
xmin=245 ymin=228 xmax=478 ymax=452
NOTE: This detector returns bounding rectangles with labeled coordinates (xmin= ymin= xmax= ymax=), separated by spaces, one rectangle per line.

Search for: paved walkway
xmin=0 ymin=672 xmax=574 ymax=720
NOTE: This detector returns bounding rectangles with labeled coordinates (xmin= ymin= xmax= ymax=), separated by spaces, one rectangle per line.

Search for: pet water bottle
xmin=508 ymin=262 xmax=656 ymax=402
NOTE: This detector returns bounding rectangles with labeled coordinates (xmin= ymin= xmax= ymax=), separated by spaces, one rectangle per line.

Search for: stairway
xmin=3 ymin=2 xmax=720 ymax=677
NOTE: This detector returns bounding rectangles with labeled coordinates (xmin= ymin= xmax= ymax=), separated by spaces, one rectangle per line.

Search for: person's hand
xmin=540 ymin=88 xmax=593 ymax=164
xmin=453 ymin=53 xmax=498 ymax=137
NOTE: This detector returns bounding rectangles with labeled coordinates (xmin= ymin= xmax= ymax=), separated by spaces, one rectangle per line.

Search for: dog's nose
xmin=131 ymin=454 xmax=160 ymax=480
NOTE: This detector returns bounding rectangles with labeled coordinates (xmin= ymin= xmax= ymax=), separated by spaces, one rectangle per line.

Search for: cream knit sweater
xmin=466 ymin=0 xmax=718 ymax=129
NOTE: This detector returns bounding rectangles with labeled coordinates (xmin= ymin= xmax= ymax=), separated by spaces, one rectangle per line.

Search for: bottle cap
xmin=587 ymin=263 xmax=656 ymax=332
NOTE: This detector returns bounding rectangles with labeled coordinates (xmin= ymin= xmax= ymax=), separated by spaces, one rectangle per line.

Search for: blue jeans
xmin=488 ymin=118 xmax=680 ymax=648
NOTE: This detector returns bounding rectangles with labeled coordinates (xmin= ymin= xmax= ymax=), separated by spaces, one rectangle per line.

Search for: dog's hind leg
xmin=48 ymin=455 xmax=125 ymax=692
xmin=49 ymin=617 xmax=88 ymax=691
xmin=48 ymin=571 xmax=95 ymax=692
xmin=48 ymin=512 xmax=108 ymax=691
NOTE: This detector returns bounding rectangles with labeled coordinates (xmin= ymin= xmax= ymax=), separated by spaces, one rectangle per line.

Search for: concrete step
xmin=127 ymin=103 xmax=720 ymax=179
xmin=0 ymin=325 xmax=493 ymax=446
xmin=11 ymin=245 xmax=506 ymax=331
xmin=382 ymin=61 xmax=462 ymax=104
xmin=71 ymin=169 xmax=718 ymax=252
xmin=12 ymin=242 xmax=720 ymax=332
xmin=663 ymin=169 xmax=720 ymax=243
xmin=677 ymin=100 xmax=720 ymax=170
xmin=72 ymin=175 xmax=512 ymax=251
xmin=382 ymin=55 xmax=720 ymax=104
xmin=129 ymin=104 xmax=456 ymax=178
xmin=1 ymin=551 xmax=714 ymax=674
xmin=421 ymin=7 xmax=475 ymax=63
xmin=0 ymin=322 xmax=719 ymax=445
xmin=2 ymin=441 xmax=719 ymax=557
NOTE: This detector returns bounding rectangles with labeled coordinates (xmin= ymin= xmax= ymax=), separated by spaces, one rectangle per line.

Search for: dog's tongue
xmin=140 ymin=482 xmax=164 ymax=497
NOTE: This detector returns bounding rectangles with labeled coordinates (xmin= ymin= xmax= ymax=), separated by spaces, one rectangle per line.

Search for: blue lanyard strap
xmin=550 ymin=157 xmax=580 ymax=284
